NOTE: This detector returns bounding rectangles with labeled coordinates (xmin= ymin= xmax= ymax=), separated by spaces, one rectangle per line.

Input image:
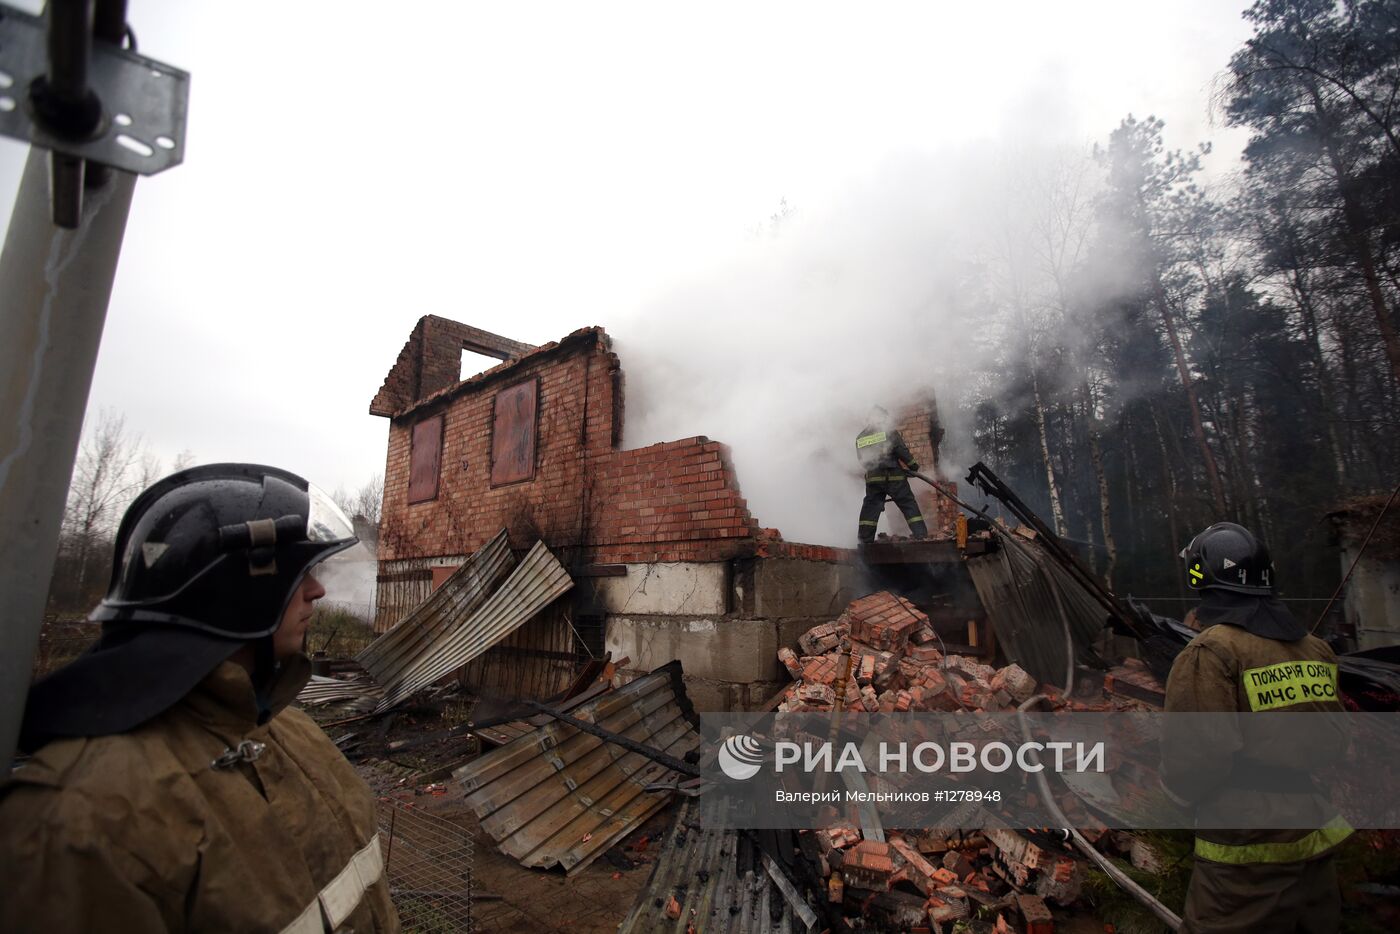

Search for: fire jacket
xmin=855 ymin=426 xmax=918 ymax=482
xmin=1162 ymin=621 xmax=1352 ymax=866
xmin=0 ymin=658 xmax=399 ymax=934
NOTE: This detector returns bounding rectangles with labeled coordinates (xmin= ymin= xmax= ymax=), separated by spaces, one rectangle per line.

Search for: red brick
xmin=907 ymin=644 xmax=944 ymax=665
xmin=777 ymin=647 xmax=802 ymax=680
xmin=1016 ymin=893 xmax=1054 ymax=934
xmin=889 ymin=837 xmax=941 ymax=896
xmin=990 ymin=663 xmax=1038 ymax=704
xmin=841 ymin=840 xmax=897 ymax=891
xmin=798 ymin=655 xmax=839 ymax=686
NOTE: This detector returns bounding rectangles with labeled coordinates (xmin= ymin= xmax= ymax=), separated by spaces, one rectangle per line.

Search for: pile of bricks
xmin=776 ymin=592 xmax=1044 ymax=716
xmin=806 ymin=823 xmax=1069 ymax=932
xmin=776 ymin=592 xmax=1163 ymax=717
xmin=774 ymin=591 xmax=1169 ymax=931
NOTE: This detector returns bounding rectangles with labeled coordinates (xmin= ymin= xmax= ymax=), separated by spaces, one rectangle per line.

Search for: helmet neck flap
xmin=20 ymin=464 xmax=357 ymax=749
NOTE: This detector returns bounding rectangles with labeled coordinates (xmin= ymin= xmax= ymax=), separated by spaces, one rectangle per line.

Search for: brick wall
xmin=379 ymin=329 xmax=617 ymax=562
xmin=376 ymin=324 xmax=954 ymax=584
xmin=896 ymin=397 xmax=960 ymax=535
xmin=377 ymin=327 xmax=774 ymax=569
xmin=587 ymin=439 xmax=761 ymax=563
xmin=370 ymin=316 xmax=536 ymax=417
xmin=896 ymin=398 xmax=944 ymax=474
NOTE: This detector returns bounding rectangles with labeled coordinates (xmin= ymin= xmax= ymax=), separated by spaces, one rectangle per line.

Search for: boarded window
xmin=408 ymin=415 xmax=443 ymax=504
xmin=430 ymin=565 xmax=458 ymax=591
xmin=491 ymin=379 xmax=538 ymax=486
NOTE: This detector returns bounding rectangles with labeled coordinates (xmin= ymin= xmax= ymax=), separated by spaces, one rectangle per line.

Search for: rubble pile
xmin=773 ymin=591 xmax=1169 ymax=931
xmin=776 ymin=591 xmax=1156 ymax=717
xmin=800 ymin=821 xmax=1112 ymax=931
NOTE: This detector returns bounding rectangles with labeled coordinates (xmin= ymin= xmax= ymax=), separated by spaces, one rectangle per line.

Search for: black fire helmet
xmin=1179 ymin=522 xmax=1306 ymax=640
xmin=1180 ymin=521 xmax=1274 ymax=597
xmin=20 ymin=464 xmax=357 ymax=751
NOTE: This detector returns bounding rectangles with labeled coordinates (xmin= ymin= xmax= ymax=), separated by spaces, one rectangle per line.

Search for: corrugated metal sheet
xmin=456 ymin=662 xmax=702 ymax=875
xmin=472 ymin=681 xmax=614 ymax=748
xmin=297 ymin=674 xmax=383 ymax=708
xmin=357 ymin=530 xmax=515 ymax=685
xmin=298 ymin=532 xmax=574 ymax=712
xmin=374 ymin=540 xmax=573 ymax=711
xmin=618 ymin=793 xmax=808 ymax=934
xmin=965 ymin=530 xmax=1108 ymax=687
xmin=455 ymin=604 xmax=581 ymax=700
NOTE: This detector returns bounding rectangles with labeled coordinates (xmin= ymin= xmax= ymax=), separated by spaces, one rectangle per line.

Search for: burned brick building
xmin=370 ymin=315 xmax=961 ymax=709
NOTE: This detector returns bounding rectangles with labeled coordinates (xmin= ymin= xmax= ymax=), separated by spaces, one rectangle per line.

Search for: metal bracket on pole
xmin=0 ymin=0 xmax=188 ymax=766
xmin=0 ymin=2 xmax=189 ymax=227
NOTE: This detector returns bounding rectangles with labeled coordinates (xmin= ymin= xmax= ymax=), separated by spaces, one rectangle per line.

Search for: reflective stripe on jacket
xmin=1192 ymin=817 xmax=1353 ymax=865
xmin=1162 ymin=622 xmax=1352 ymax=866
xmin=0 ymin=659 xmax=399 ymax=933
xmin=855 ymin=427 xmax=917 ymax=477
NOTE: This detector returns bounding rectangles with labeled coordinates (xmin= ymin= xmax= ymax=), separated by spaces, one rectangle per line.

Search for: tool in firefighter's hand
xmin=0 ymin=2 xmax=189 ymax=226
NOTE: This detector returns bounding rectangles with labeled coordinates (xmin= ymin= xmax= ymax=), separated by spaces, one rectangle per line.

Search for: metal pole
xmin=0 ymin=147 xmax=136 ymax=764
xmin=37 ymin=1 xmax=105 ymax=228
xmin=47 ymin=1 xmax=95 ymax=102
xmin=92 ymin=0 xmax=128 ymax=46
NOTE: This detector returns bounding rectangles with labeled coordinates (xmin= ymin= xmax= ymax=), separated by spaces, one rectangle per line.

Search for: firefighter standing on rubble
xmin=1160 ymin=522 xmax=1351 ymax=934
xmin=855 ymin=406 xmax=928 ymax=543
xmin=0 ymin=465 xmax=400 ymax=933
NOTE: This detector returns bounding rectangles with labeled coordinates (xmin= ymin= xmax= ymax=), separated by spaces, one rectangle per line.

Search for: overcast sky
xmin=0 ymin=1 xmax=1255 ymax=543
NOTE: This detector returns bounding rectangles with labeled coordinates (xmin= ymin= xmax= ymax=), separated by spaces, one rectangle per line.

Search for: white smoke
xmin=614 ymin=148 xmax=1017 ymax=546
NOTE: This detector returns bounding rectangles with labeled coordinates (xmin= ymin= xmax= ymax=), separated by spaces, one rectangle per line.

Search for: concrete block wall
xmin=602 ymin=556 xmax=861 ymax=711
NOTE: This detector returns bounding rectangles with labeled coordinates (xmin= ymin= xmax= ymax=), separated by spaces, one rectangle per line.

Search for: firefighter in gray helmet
xmin=1 ymin=464 xmax=400 ymax=933
xmin=855 ymin=406 xmax=928 ymax=543
xmin=1161 ymin=522 xmax=1350 ymax=934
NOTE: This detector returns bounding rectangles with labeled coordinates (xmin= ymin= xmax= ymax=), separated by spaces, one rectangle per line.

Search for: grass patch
xmin=1337 ymin=831 xmax=1400 ymax=934
xmin=1081 ymin=831 xmax=1192 ymax=934
xmin=33 ymin=616 xmax=100 ymax=677
xmin=1084 ymin=830 xmax=1400 ymax=933
xmin=308 ymin=606 xmax=377 ymax=658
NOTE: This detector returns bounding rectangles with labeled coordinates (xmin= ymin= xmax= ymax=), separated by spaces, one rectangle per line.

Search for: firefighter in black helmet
xmin=1162 ymin=522 xmax=1350 ymax=934
xmin=1 ymin=465 xmax=400 ymax=932
xmin=855 ymin=406 xmax=928 ymax=543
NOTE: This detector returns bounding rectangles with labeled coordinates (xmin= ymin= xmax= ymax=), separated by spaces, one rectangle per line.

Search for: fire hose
xmin=898 ymin=469 xmax=1179 ymax=925
xmin=903 ymin=468 xmax=1078 ymax=695
xmin=1017 ymin=695 xmax=1184 ymax=930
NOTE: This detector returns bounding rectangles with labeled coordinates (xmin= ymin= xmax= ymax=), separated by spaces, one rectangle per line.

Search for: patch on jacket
xmin=1242 ymin=661 xmax=1338 ymax=711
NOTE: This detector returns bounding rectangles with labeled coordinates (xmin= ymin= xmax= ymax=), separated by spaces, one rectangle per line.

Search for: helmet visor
xmin=307 ymin=484 xmax=357 ymax=544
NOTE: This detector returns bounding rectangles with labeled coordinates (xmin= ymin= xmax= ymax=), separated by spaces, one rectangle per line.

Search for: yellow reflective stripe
xmin=320 ymin=834 xmax=384 ymax=928
xmin=858 ymin=520 xmax=879 ymax=526
xmin=279 ymin=901 xmax=323 ymax=934
xmin=1194 ymin=818 xmax=1353 ymax=865
xmin=1242 ymin=661 xmax=1339 ymax=711
xmin=856 ymin=432 xmax=887 ymax=449
xmin=280 ymin=834 xmax=383 ymax=934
